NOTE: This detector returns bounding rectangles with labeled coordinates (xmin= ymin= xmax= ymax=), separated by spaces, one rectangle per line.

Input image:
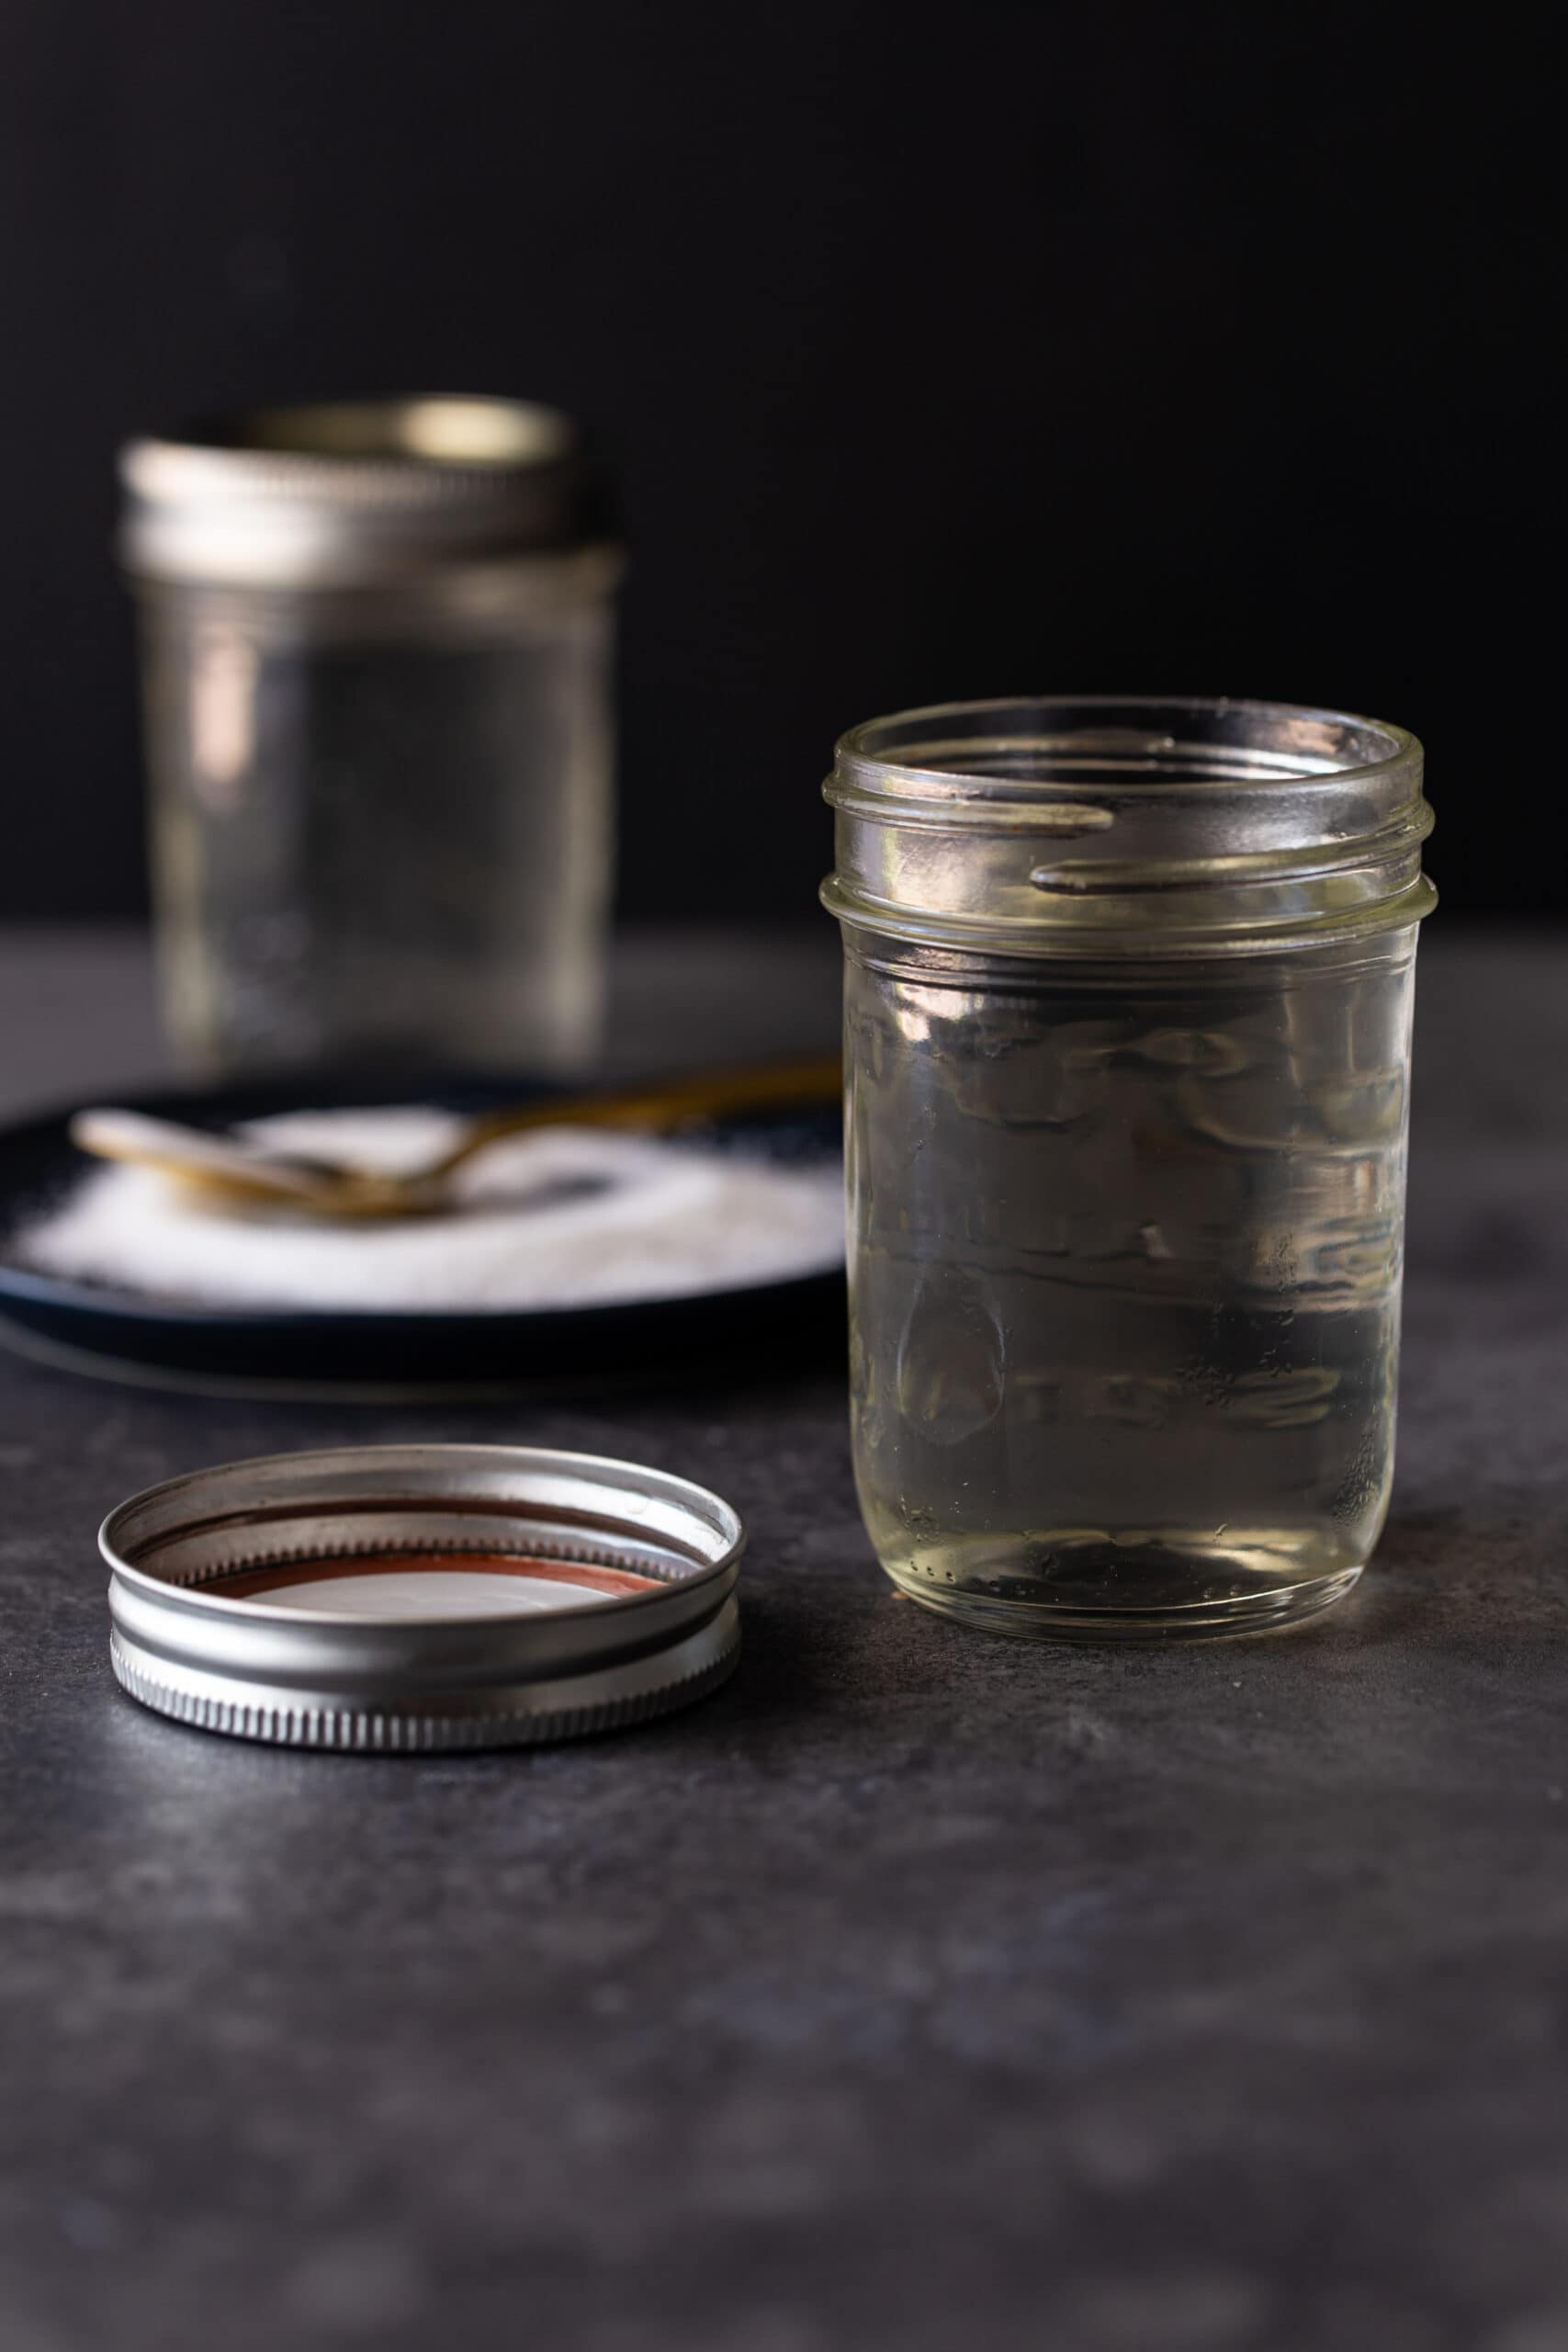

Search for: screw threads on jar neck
xmin=822 ymin=696 xmax=1434 ymax=958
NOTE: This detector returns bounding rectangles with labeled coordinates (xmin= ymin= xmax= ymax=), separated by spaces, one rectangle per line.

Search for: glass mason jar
xmin=120 ymin=398 xmax=620 ymax=1077
xmin=823 ymin=698 xmax=1436 ymax=1640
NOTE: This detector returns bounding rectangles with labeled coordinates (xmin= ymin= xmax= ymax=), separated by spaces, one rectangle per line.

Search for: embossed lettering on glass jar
xmin=822 ymin=697 xmax=1435 ymax=1639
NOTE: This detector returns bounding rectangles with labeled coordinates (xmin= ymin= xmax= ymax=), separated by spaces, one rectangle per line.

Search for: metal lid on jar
xmin=102 ymin=1442 xmax=742 ymax=1751
xmin=119 ymin=397 xmax=617 ymax=588
xmin=823 ymin=695 xmax=1436 ymax=957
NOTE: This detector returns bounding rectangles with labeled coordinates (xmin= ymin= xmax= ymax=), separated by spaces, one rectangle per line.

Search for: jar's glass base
xmin=879 ymin=1530 xmax=1367 ymax=1643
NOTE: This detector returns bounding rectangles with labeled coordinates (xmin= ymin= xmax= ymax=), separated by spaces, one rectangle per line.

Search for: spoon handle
xmin=426 ymin=1053 xmax=842 ymax=1180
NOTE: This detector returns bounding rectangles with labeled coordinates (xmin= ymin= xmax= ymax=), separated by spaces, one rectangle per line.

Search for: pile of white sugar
xmin=16 ymin=1108 xmax=845 ymax=1313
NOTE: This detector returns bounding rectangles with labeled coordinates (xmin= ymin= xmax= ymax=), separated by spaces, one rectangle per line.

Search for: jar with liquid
xmin=120 ymin=399 xmax=619 ymax=1077
xmin=823 ymin=697 xmax=1435 ymax=1639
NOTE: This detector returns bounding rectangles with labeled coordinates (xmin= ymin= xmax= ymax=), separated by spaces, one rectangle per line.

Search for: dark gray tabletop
xmin=2 ymin=924 xmax=1565 ymax=2352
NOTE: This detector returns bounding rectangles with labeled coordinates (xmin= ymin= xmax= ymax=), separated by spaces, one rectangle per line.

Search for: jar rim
xmin=824 ymin=695 xmax=1434 ymax=957
xmin=833 ymin=695 xmax=1420 ymax=803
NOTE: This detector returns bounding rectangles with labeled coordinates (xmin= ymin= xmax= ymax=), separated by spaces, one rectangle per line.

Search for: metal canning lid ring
xmin=118 ymin=397 xmax=619 ymax=586
xmin=101 ymin=1442 xmax=744 ymax=1753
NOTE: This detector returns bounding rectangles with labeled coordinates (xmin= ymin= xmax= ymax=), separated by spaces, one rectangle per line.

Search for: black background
xmin=0 ymin=1 xmax=1557 ymax=922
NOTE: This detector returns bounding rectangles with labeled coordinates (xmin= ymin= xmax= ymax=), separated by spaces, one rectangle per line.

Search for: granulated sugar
xmin=16 ymin=1108 xmax=845 ymax=1312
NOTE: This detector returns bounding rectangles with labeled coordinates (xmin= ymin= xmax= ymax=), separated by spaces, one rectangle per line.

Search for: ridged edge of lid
xmin=102 ymin=1442 xmax=744 ymax=1750
xmin=119 ymin=398 xmax=614 ymax=582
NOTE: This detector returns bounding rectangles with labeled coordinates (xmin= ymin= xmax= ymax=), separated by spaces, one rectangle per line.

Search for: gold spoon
xmin=70 ymin=1055 xmax=841 ymax=1219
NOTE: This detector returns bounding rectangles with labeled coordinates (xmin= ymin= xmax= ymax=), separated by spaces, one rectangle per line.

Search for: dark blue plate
xmin=0 ymin=1075 xmax=845 ymax=1396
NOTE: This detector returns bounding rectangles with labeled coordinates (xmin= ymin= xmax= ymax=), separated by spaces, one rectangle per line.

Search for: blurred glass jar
xmin=823 ymin=697 xmax=1436 ymax=1641
xmin=120 ymin=398 xmax=620 ymax=1076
